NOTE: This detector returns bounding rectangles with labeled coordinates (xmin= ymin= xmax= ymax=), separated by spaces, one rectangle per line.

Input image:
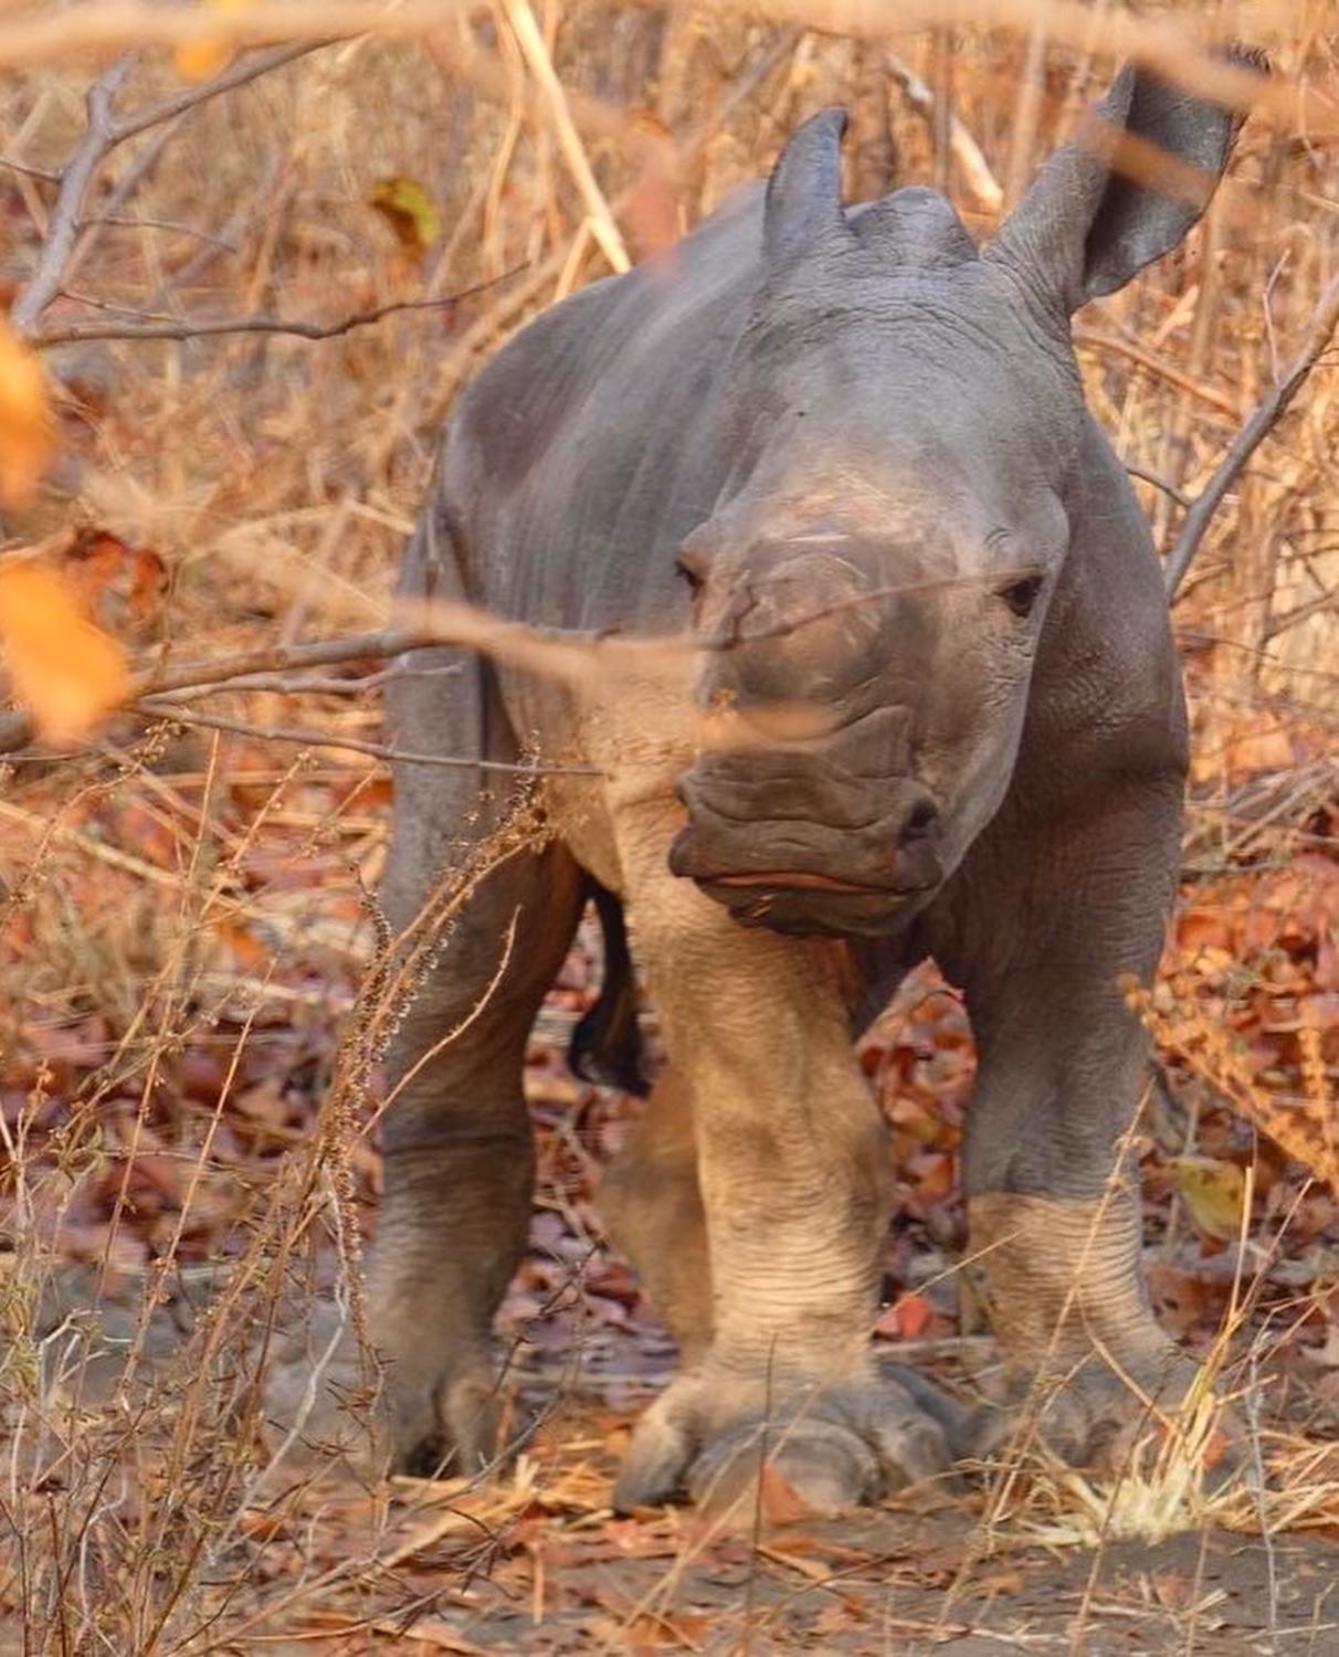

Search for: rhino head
xmin=669 ymin=64 xmax=1252 ymax=936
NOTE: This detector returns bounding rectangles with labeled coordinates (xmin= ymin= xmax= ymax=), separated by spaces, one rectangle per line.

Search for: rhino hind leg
xmin=599 ymin=1068 xmax=713 ymax=1362
xmin=568 ymin=881 xmax=649 ymax=1096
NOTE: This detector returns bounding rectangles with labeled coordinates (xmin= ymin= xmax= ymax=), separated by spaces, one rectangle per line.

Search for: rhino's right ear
xmin=986 ymin=51 xmax=1264 ymax=316
xmin=763 ymin=107 xmax=857 ymax=266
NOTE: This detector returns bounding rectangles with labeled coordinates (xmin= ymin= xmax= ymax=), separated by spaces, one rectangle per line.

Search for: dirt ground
xmin=19 ymin=1252 xmax=1337 ymax=1656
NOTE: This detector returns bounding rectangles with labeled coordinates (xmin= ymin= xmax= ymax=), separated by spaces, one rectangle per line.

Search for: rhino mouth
xmin=689 ymin=870 xmax=937 ymax=938
xmin=709 ymin=870 xmax=889 ymax=895
xmin=672 ymin=828 xmax=941 ymax=938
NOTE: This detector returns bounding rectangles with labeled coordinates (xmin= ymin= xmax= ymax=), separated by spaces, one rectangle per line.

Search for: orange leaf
xmin=0 ymin=562 xmax=131 ymax=745
xmin=173 ymin=0 xmax=252 ymax=81
xmin=0 ymin=317 xmax=53 ymax=507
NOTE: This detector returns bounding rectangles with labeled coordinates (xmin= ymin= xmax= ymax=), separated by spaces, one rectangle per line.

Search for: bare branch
xmin=8 ymin=41 xmax=335 ymax=338
xmin=9 ymin=54 xmax=136 ymax=336
xmin=32 ymin=271 xmax=526 ymax=349
xmin=175 ymin=663 xmax=461 ymax=697
xmin=109 ymin=40 xmax=333 ymax=147
xmin=1166 ymin=270 xmax=1339 ymax=597
xmin=0 ymin=626 xmax=411 ymax=755
xmin=0 ymin=615 xmax=592 ymax=757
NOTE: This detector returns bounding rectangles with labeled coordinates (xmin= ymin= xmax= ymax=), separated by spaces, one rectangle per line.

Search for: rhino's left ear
xmin=763 ymin=106 xmax=857 ymax=266
xmin=986 ymin=51 xmax=1265 ymax=314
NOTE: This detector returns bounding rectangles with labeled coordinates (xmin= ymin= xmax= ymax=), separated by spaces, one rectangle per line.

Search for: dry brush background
xmin=0 ymin=1 xmax=1336 ymax=1652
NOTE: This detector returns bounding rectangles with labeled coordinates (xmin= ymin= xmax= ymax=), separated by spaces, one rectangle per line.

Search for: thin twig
xmin=1166 ymin=270 xmax=1339 ymax=596
xmin=110 ymin=40 xmax=333 ymax=147
xmin=1126 ymin=461 xmax=1191 ymax=509
xmin=886 ymin=50 xmax=1003 ymax=211
xmin=32 ymin=268 xmax=525 ymax=348
xmin=1075 ymin=327 xmax=1240 ymax=417
xmin=0 ymin=155 xmax=59 ymax=182
xmin=78 ymin=214 xmax=239 ymax=252
xmin=133 ymin=702 xmax=598 ymax=775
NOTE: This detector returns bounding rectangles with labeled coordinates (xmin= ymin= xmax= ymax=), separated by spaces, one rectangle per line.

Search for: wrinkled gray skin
xmin=272 ymin=65 xmax=1251 ymax=1512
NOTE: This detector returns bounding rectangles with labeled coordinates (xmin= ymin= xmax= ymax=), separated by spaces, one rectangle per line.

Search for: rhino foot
xmin=963 ymin=1342 xmax=1241 ymax=1483
xmin=613 ymin=1363 xmax=953 ymax=1518
xmin=962 ymin=1195 xmax=1241 ymax=1483
xmin=259 ymin=1305 xmax=507 ymax=1484
xmin=258 ymin=1306 xmax=393 ymax=1480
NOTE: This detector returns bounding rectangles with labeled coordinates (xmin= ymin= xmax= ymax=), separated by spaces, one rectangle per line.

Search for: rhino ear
xmin=763 ymin=106 xmax=856 ymax=266
xmin=987 ymin=52 xmax=1264 ymax=314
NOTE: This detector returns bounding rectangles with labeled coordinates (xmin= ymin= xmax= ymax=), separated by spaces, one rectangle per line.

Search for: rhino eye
xmin=999 ymin=573 xmax=1044 ymax=619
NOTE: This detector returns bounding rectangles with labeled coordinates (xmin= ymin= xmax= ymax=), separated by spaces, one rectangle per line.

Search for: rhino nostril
xmin=902 ymin=795 xmax=939 ymax=841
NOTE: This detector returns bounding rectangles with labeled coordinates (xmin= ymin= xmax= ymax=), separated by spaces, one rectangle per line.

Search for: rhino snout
xmin=670 ymin=757 xmax=943 ymax=938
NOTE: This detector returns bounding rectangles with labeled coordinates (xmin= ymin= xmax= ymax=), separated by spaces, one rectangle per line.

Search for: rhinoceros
xmin=281 ymin=61 xmax=1254 ymax=1512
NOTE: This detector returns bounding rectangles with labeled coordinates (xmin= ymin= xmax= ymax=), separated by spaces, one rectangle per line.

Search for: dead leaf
xmin=60 ymin=528 xmax=166 ymax=638
xmin=369 ymin=1621 xmax=490 ymax=1654
xmin=1146 ymin=1262 xmax=1224 ymax=1339
xmin=875 ymin=1292 xmax=935 ymax=1341
xmin=0 ymin=317 xmax=54 ymax=507
xmin=0 ymin=561 xmax=131 ymax=745
xmin=1176 ymin=1156 xmax=1247 ymax=1242
xmin=370 ymin=176 xmax=442 ymax=253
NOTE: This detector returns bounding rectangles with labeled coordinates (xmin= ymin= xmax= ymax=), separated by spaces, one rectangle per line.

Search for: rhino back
xmin=440 ymin=188 xmax=766 ymax=634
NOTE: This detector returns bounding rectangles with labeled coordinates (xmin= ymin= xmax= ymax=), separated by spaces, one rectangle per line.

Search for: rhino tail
xmin=568 ymin=880 xmax=650 ymax=1097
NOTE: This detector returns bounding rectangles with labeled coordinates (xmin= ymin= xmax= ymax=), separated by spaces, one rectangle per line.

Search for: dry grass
xmin=0 ymin=2 xmax=1335 ymax=1651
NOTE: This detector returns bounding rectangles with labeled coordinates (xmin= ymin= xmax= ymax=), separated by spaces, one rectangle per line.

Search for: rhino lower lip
xmin=708 ymin=871 xmax=891 ymax=895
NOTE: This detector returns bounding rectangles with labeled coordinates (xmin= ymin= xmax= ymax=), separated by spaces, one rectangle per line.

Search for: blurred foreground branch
xmin=0 ymin=625 xmax=438 ymax=756
xmin=0 ymin=601 xmax=638 ymax=762
xmin=0 ymin=3 xmax=1300 ymax=129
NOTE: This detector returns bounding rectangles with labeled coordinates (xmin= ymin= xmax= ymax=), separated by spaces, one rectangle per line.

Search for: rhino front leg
xmin=607 ymin=802 xmax=949 ymax=1513
xmin=369 ymin=836 xmax=586 ymax=1473
xmin=939 ymin=772 xmax=1213 ymax=1468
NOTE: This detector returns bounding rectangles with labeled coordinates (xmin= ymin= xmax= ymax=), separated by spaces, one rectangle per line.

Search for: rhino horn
xmin=763 ymin=106 xmax=857 ymax=266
